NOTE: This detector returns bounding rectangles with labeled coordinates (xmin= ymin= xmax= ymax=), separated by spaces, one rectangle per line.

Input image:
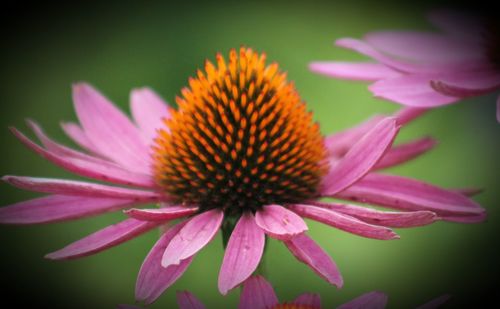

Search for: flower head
xmin=119 ymin=275 xmax=450 ymax=309
xmin=310 ymin=10 xmax=500 ymax=122
xmin=1 ymin=47 xmax=485 ymax=304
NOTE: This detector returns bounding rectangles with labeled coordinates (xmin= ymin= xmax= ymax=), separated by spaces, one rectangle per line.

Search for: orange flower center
xmin=153 ymin=47 xmax=327 ymax=214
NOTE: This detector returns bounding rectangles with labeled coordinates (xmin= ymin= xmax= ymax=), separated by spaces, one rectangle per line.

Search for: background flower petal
xmin=239 ymin=275 xmax=279 ymax=309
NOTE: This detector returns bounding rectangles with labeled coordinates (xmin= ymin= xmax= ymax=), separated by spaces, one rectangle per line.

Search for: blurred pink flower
xmin=1 ymin=48 xmax=484 ymax=304
xmin=311 ymin=10 xmax=500 ymax=122
xmin=119 ymin=275 xmax=450 ymax=309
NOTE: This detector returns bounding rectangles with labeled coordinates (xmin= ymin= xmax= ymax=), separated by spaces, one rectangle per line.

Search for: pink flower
xmin=119 ymin=275 xmax=450 ymax=309
xmin=1 ymin=48 xmax=484 ymax=304
xmin=310 ymin=10 xmax=500 ymax=122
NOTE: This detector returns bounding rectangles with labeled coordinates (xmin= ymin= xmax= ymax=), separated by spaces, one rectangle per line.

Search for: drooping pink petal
xmin=364 ymin=31 xmax=485 ymax=64
xmin=325 ymin=115 xmax=385 ymax=157
xmin=3 ymin=176 xmax=162 ymax=201
xmin=427 ymin=9 xmax=483 ymax=42
xmin=218 ymin=212 xmax=265 ymax=295
xmin=239 ymin=275 xmax=279 ymax=309
xmin=130 ymin=87 xmax=172 ymax=141
xmin=293 ymin=293 xmax=321 ymax=307
xmin=309 ymin=201 xmax=438 ymax=228
xmin=321 ymin=117 xmax=399 ymax=195
xmin=337 ymin=291 xmax=388 ymax=309
xmin=136 ymin=221 xmax=193 ymax=305
xmin=162 ymin=209 xmax=223 ymax=267
xmin=289 ymin=204 xmax=399 ymax=240
xmin=60 ymin=122 xmax=100 ymax=154
xmin=255 ymin=204 xmax=308 ymax=240
xmin=336 ymin=173 xmax=485 ymax=216
xmin=125 ymin=206 xmax=198 ymax=221
xmin=27 ymin=120 xmax=104 ymax=163
xmin=369 ymin=74 xmax=461 ymax=107
xmin=309 ymin=62 xmax=400 ymax=81
xmin=392 ymin=106 xmax=429 ymax=126
xmin=284 ymin=233 xmax=343 ymax=288
xmin=0 ymin=195 xmax=135 ymax=224
xmin=10 ymin=127 xmax=155 ymax=188
xmin=336 ymin=38 xmax=489 ymax=73
xmin=430 ymin=71 xmax=500 ymax=97
xmin=46 ymin=218 xmax=161 ymax=260
xmin=176 ymin=291 xmax=206 ymax=309
xmin=375 ymin=137 xmax=437 ymax=169
xmin=416 ymin=294 xmax=451 ymax=309
xmin=72 ymin=83 xmax=151 ymax=173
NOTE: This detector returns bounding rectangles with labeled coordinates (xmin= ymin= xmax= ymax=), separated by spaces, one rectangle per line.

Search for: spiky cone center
xmin=153 ymin=47 xmax=328 ymax=215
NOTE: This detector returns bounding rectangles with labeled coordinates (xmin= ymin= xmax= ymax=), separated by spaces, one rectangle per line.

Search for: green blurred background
xmin=1 ymin=0 xmax=498 ymax=308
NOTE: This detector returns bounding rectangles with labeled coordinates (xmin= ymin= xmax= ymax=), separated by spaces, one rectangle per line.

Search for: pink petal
xmin=289 ymin=204 xmax=399 ymax=240
xmin=136 ymin=222 xmax=193 ymax=305
xmin=309 ymin=201 xmax=438 ymax=228
xmin=321 ymin=117 xmax=399 ymax=196
xmin=375 ymin=137 xmax=437 ymax=169
xmin=125 ymin=206 xmax=199 ymax=221
xmin=293 ymin=293 xmax=321 ymax=307
xmin=176 ymin=291 xmax=206 ymax=309
xmin=336 ymin=38 xmax=489 ymax=73
xmin=46 ymin=218 xmax=161 ymax=260
xmin=325 ymin=115 xmax=386 ymax=157
xmin=337 ymin=291 xmax=388 ymax=309
xmin=72 ymin=83 xmax=150 ymax=173
xmin=0 ymin=195 xmax=135 ymax=224
xmin=325 ymin=107 xmax=427 ymax=158
xmin=364 ymin=31 xmax=485 ymax=65
xmin=162 ymin=209 xmax=223 ymax=267
xmin=60 ymin=122 xmax=100 ymax=154
xmin=239 ymin=275 xmax=279 ymax=309
xmin=309 ymin=62 xmax=399 ymax=81
xmin=130 ymin=87 xmax=172 ymax=141
xmin=430 ymin=71 xmax=500 ymax=97
xmin=416 ymin=294 xmax=451 ymax=309
xmin=284 ymin=233 xmax=343 ymax=288
xmin=369 ymin=74 xmax=461 ymax=107
xmin=337 ymin=173 xmax=485 ymax=216
xmin=3 ymin=176 xmax=162 ymax=201
xmin=218 ymin=212 xmax=265 ymax=295
xmin=255 ymin=204 xmax=308 ymax=240
xmin=10 ymin=127 xmax=155 ymax=188
xmin=392 ymin=106 xmax=429 ymax=126
xmin=28 ymin=120 xmax=104 ymax=163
